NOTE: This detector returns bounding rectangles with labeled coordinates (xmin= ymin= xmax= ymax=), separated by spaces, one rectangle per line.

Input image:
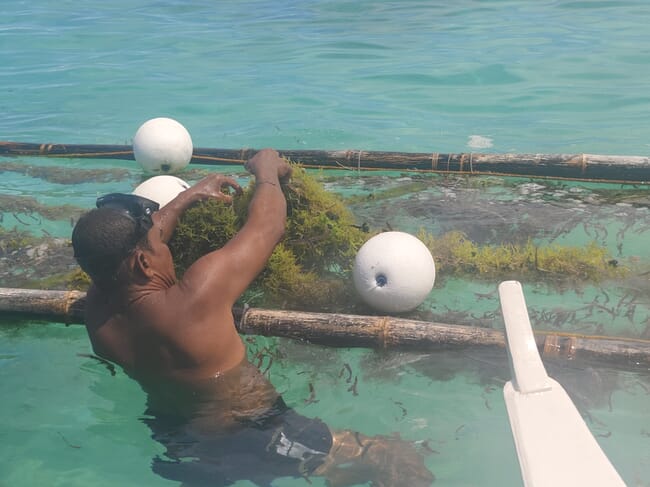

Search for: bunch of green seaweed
xmin=168 ymin=166 xmax=368 ymax=310
xmin=417 ymin=230 xmax=625 ymax=282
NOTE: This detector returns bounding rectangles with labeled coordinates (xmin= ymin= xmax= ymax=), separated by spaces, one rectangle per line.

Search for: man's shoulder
xmin=129 ymin=286 xmax=192 ymax=331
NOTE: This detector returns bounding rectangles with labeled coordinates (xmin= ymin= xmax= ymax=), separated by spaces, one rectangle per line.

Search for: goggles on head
xmin=96 ymin=193 xmax=160 ymax=234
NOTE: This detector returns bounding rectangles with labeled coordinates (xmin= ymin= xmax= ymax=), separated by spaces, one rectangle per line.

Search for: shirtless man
xmin=72 ymin=149 xmax=433 ymax=486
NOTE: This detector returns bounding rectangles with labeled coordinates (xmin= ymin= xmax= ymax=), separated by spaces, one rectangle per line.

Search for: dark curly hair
xmin=72 ymin=207 xmax=151 ymax=288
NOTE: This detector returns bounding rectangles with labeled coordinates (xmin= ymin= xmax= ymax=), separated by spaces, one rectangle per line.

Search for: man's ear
xmin=133 ymin=250 xmax=155 ymax=279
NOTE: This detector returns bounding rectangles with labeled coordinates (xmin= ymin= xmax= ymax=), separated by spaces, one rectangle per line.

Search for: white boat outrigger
xmin=498 ymin=280 xmax=626 ymax=487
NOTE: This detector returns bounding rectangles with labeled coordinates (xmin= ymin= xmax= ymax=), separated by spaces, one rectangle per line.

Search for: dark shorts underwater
xmin=143 ymin=397 xmax=333 ymax=487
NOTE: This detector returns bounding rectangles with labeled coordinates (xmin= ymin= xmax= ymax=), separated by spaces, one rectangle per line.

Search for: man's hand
xmin=152 ymin=174 xmax=242 ymax=243
xmin=245 ymin=149 xmax=292 ymax=183
xmin=190 ymin=174 xmax=243 ymax=203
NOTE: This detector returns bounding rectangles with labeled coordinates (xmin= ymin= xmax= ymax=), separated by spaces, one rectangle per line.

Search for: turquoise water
xmin=4 ymin=1 xmax=650 ymax=154
xmin=2 ymin=1 xmax=650 ymax=486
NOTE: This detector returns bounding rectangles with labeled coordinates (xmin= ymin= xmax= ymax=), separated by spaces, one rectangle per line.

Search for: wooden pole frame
xmin=1 ymin=287 xmax=649 ymax=366
xmin=2 ymin=141 xmax=650 ymax=183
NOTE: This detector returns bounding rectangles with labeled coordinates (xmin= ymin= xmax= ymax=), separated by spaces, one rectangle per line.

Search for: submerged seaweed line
xmin=417 ymin=230 xmax=624 ymax=282
xmin=0 ymin=194 xmax=85 ymax=221
xmin=0 ymin=160 xmax=131 ymax=184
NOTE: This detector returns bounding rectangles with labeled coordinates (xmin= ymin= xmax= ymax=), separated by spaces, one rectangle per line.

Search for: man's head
xmin=72 ymin=194 xmax=159 ymax=289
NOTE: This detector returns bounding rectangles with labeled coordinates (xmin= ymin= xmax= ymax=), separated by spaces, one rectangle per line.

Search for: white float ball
xmin=133 ymin=175 xmax=190 ymax=208
xmin=133 ymin=117 xmax=193 ymax=173
xmin=353 ymin=231 xmax=436 ymax=313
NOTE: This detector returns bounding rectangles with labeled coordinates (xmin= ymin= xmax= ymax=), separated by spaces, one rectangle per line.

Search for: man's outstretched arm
xmin=179 ymin=149 xmax=291 ymax=306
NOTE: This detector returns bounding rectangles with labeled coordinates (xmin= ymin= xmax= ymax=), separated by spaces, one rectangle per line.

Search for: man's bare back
xmin=79 ymin=149 xmax=289 ymax=386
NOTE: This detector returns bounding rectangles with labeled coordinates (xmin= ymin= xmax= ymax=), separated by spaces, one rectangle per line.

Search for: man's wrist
xmin=255 ymin=179 xmax=278 ymax=187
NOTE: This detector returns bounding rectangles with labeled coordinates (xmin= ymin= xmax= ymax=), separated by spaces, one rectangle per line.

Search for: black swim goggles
xmin=96 ymin=193 xmax=160 ymax=234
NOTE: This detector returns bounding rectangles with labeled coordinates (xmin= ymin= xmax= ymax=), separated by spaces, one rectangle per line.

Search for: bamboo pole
xmin=236 ymin=307 xmax=506 ymax=349
xmin=2 ymin=140 xmax=650 ymax=183
xmin=0 ymin=288 xmax=86 ymax=324
xmin=1 ymin=287 xmax=649 ymax=366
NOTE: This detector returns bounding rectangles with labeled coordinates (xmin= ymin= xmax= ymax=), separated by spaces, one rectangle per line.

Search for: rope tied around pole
xmin=339 ymin=149 xmax=364 ymax=173
xmin=431 ymin=153 xmax=439 ymax=170
xmin=193 ymin=154 xmax=246 ymax=164
xmin=63 ymin=290 xmax=84 ymax=325
xmin=378 ymin=316 xmax=390 ymax=348
xmin=542 ymin=334 xmax=577 ymax=360
xmin=566 ymin=153 xmax=589 ymax=175
xmin=457 ymin=153 xmax=475 ymax=174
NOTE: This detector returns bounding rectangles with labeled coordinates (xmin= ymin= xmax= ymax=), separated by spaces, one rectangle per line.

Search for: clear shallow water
xmin=2 ymin=1 xmax=650 ymax=486
xmin=1 ymin=323 xmax=648 ymax=486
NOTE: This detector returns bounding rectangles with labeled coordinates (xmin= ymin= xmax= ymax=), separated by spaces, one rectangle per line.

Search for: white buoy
xmin=133 ymin=175 xmax=190 ymax=207
xmin=132 ymin=117 xmax=193 ymax=173
xmin=353 ymin=231 xmax=436 ymax=313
